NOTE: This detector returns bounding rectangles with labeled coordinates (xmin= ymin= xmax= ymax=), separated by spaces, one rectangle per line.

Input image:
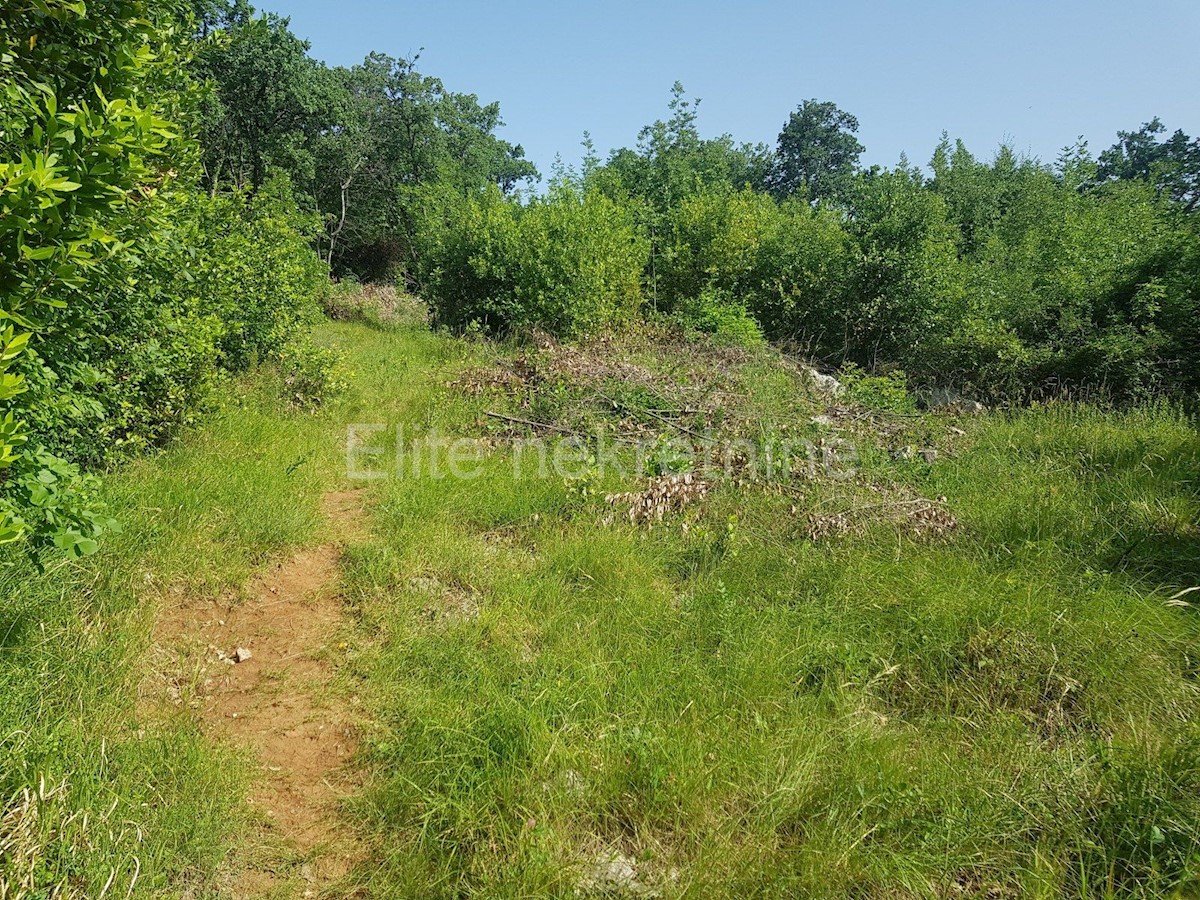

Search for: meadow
xmin=7 ymin=307 xmax=1198 ymax=898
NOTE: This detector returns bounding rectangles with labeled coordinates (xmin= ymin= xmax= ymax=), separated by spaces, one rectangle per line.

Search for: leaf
xmin=44 ymin=179 xmax=82 ymax=192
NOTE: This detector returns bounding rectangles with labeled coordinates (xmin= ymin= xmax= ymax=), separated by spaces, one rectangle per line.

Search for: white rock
xmin=577 ymin=850 xmax=646 ymax=896
xmin=232 ymin=647 xmax=253 ymax=664
xmin=805 ymin=368 xmax=844 ymax=399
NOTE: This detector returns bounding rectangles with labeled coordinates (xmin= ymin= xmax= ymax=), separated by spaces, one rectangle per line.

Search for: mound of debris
xmin=804 ymin=494 xmax=958 ymax=542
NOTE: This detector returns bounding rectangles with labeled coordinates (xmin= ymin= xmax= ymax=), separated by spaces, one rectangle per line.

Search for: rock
xmin=577 ymin=850 xmax=649 ymax=896
xmin=561 ymin=768 xmax=586 ymax=797
xmin=232 ymin=647 xmax=253 ymax=664
xmin=918 ymin=387 xmax=987 ymax=415
xmin=809 ymin=415 xmax=834 ymax=427
xmin=891 ymin=446 xmax=916 ymax=461
xmin=921 ymin=448 xmax=939 ymax=463
xmin=805 ymin=367 xmax=844 ymax=399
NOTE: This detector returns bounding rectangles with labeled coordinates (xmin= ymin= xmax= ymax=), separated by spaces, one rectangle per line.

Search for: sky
xmin=264 ymin=0 xmax=1199 ymax=178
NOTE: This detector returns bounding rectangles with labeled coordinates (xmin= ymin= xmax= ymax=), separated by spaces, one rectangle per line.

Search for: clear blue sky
xmin=265 ymin=0 xmax=1199 ymax=177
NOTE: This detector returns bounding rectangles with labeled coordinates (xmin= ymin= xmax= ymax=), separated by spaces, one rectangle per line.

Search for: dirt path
xmin=152 ymin=489 xmax=368 ymax=897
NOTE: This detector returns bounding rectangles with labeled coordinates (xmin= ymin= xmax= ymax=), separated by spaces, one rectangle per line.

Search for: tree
xmin=769 ymin=99 xmax=864 ymax=205
xmin=1097 ymin=119 xmax=1200 ymax=213
xmin=310 ymin=53 xmax=537 ymax=278
xmin=192 ymin=4 xmax=331 ymax=189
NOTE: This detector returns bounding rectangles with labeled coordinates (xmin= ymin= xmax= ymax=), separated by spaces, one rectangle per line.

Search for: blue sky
xmin=266 ymin=0 xmax=1199 ymax=178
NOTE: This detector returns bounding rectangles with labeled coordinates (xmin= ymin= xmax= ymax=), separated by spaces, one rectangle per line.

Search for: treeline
xmin=181 ymin=3 xmax=1200 ymax=406
xmin=422 ymin=91 xmax=1200 ymax=404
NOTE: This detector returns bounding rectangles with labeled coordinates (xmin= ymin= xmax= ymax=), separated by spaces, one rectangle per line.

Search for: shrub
xmin=424 ymin=183 xmax=648 ymax=337
xmin=181 ymin=175 xmax=329 ymax=371
xmin=0 ymin=0 xmax=193 ymax=551
xmin=841 ymin=170 xmax=967 ymax=369
xmin=745 ymin=199 xmax=852 ymax=353
xmin=659 ymin=189 xmax=780 ymax=310
xmin=675 ymin=288 xmax=765 ymax=347
xmin=276 ymin=336 xmax=346 ymax=408
xmin=0 ymin=4 xmax=333 ymax=557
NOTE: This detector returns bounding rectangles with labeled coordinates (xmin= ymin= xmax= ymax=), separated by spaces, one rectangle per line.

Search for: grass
xmin=0 ymin=368 xmax=341 ymax=897
xmin=3 ymin=316 xmax=1199 ymax=898
xmin=336 ymin=328 xmax=1200 ymax=898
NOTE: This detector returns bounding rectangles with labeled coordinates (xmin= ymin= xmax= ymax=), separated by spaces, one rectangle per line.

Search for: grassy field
xmin=3 ymin=318 xmax=1200 ymax=898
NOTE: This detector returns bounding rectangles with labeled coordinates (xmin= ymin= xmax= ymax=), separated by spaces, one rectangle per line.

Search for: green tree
xmin=1097 ymin=119 xmax=1200 ymax=213
xmin=310 ymin=53 xmax=537 ymax=279
xmin=769 ymin=99 xmax=864 ymax=205
xmin=192 ymin=3 xmax=331 ymax=189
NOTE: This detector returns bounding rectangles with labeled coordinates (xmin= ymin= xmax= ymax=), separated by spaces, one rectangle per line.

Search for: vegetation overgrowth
xmin=2 ymin=0 xmax=1200 ymax=897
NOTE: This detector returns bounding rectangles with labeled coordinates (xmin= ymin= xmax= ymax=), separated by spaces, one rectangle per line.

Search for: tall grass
xmin=0 ymin=368 xmax=341 ymax=897
xmin=335 ymin=332 xmax=1200 ymax=898
xmin=3 ymin=320 xmax=1198 ymax=898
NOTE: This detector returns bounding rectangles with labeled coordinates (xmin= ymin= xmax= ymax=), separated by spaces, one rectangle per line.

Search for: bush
xmin=181 ymin=175 xmax=329 ymax=371
xmin=276 ymin=337 xmax=346 ymax=408
xmin=0 ymin=0 xmax=194 ymax=552
xmin=0 ymin=3 xmax=333 ymax=557
xmin=745 ymin=200 xmax=852 ymax=353
xmin=674 ymin=288 xmax=764 ymax=347
xmin=841 ymin=170 xmax=967 ymax=369
xmin=659 ymin=189 xmax=780 ymax=309
xmin=424 ymin=183 xmax=648 ymax=337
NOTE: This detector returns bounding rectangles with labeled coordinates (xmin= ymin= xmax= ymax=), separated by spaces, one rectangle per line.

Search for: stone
xmin=805 ymin=367 xmax=844 ymax=399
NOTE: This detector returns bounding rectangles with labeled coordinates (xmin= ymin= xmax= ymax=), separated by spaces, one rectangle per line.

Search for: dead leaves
xmin=605 ymin=473 xmax=710 ymax=526
xmin=805 ymin=496 xmax=958 ymax=543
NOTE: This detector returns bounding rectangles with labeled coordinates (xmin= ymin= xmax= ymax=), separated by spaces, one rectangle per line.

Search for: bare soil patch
xmin=149 ymin=489 xmax=368 ymax=896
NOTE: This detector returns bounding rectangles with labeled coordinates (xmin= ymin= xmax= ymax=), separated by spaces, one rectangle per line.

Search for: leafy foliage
xmin=0 ymin=1 xmax=335 ymax=558
xmin=768 ymin=98 xmax=864 ymax=204
xmin=1097 ymin=118 xmax=1200 ymax=213
xmin=423 ymin=183 xmax=648 ymax=336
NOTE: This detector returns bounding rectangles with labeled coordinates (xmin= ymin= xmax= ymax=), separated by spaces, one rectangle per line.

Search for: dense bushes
xmin=422 ymin=184 xmax=648 ymax=336
xmin=408 ymin=86 xmax=1199 ymax=405
xmin=412 ymin=142 xmax=1197 ymax=405
xmin=177 ymin=8 xmax=1200 ymax=405
xmin=0 ymin=2 xmax=335 ymax=556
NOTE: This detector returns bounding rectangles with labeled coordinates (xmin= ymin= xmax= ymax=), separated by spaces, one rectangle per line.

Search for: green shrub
xmin=659 ymin=189 xmax=780 ymax=309
xmin=841 ymin=170 xmax=967 ymax=369
xmin=0 ymin=0 xmax=193 ymax=551
xmin=836 ymin=362 xmax=915 ymax=412
xmin=276 ymin=336 xmax=346 ymax=408
xmin=0 ymin=3 xmax=332 ymax=557
xmin=675 ymin=288 xmax=765 ymax=347
xmin=181 ymin=175 xmax=329 ymax=371
xmin=424 ymin=183 xmax=648 ymax=336
xmin=745 ymin=199 xmax=852 ymax=353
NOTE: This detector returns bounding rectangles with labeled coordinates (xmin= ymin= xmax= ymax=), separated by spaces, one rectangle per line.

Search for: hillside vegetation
xmin=2 ymin=2 xmax=1199 ymax=898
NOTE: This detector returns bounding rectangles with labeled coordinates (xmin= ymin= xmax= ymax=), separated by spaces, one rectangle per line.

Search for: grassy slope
xmin=336 ymin=327 xmax=1200 ymax=899
xmin=2 ymin=321 xmax=1199 ymax=898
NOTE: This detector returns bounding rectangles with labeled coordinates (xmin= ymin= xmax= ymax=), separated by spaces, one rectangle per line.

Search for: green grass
xmin=3 ymin=320 xmax=1199 ymax=898
xmin=0 ymin=366 xmax=342 ymax=897
xmin=334 ymin=330 xmax=1200 ymax=898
